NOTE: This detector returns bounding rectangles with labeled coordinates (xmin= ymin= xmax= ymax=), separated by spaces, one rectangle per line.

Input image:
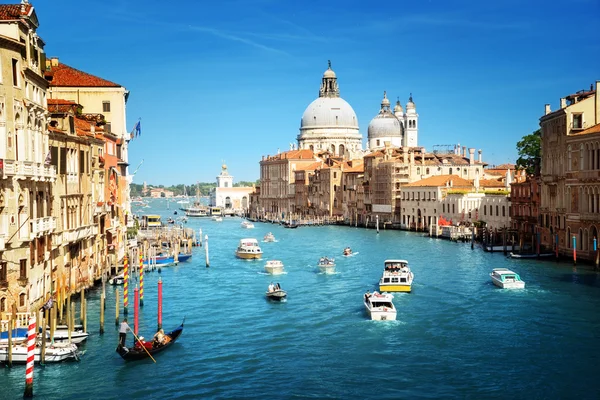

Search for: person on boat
xmin=153 ymin=329 xmax=166 ymax=346
xmin=364 ymin=291 xmax=371 ymax=302
xmin=275 ymin=283 xmax=281 ymax=290
xmin=119 ymin=318 xmax=129 ymax=347
xmin=268 ymin=282 xmax=275 ymax=293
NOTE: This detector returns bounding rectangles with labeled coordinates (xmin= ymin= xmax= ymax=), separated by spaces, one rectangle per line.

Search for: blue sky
xmin=34 ymin=0 xmax=600 ymax=186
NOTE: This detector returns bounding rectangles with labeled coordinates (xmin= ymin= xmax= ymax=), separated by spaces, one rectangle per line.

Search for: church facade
xmin=210 ymin=164 xmax=253 ymax=212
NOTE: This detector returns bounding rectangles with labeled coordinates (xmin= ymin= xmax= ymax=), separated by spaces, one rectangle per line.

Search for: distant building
xmin=367 ymin=92 xmax=418 ymax=150
xmin=210 ymin=164 xmax=253 ymax=211
xmin=149 ymin=188 xmax=173 ymax=198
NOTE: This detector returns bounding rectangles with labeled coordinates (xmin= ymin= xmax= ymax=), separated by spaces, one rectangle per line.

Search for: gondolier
xmin=119 ymin=318 xmax=129 ymax=347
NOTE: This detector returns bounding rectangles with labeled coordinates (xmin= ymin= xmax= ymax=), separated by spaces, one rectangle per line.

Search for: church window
xmin=449 ymin=168 xmax=453 ymax=175
xmin=417 ymin=167 xmax=421 ymax=175
xmin=426 ymin=168 xmax=429 ymax=174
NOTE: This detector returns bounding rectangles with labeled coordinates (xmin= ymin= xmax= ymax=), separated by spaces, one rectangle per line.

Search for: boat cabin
xmin=142 ymin=215 xmax=162 ymax=229
xmin=210 ymin=207 xmax=222 ymax=216
xmin=384 ymin=259 xmax=409 ymax=271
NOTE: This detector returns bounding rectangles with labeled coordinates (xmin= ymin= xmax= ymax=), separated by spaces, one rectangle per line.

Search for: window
xmin=105 ymin=122 xmax=111 ymax=133
xmin=573 ymin=113 xmax=583 ymax=129
xmin=376 ymin=140 xmax=380 ymax=147
xmin=19 ymin=259 xmax=27 ymax=278
xmin=0 ymin=261 xmax=6 ymax=282
xmin=102 ymin=101 xmax=111 ymax=112
xmin=19 ymin=293 xmax=25 ymax=307
xmin=12 ymin=58 xmax=19 ymax=86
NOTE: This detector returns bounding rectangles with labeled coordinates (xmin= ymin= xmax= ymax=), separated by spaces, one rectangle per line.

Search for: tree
xmin=516 ymin=128 xmax=541 ymax=175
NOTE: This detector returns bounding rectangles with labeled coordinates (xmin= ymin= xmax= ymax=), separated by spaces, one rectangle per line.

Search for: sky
xmin=33 ymin=0 xmax=600 ymax=186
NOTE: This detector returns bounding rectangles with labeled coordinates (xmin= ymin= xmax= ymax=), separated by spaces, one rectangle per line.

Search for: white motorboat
xmin=0 ymin=342 xmax=80 ymax=363
xmin=364 ymin=291 xmax=397 ymax=321
xmin=241 ymin=220 xmax=255 ymax=229
xmin=378 ymin=259 xmax=413 ymax=292
xmin=490 ymin=268 xmax=526 ymax=289
xmin=109 ymin=273 xmax=124 ymax=285
xmin=235 ymin=238 xmax=263 ymax=260
xmin=186 ymin=207 xmax=209 ymax=217
xmin=264 ymin=260 xmax=284 ymax=275
xmin=263 ymin=232 xmax=276 ymax=242
xmin=318 ymin=257 xmax=335 ymax=273
xmin=212 ymin=216 xmax=223 ymax=222
xmin=266 ymin=284 xmax=287 ymax=301
xmin=51 ymin=329 xmax=89 ymax=344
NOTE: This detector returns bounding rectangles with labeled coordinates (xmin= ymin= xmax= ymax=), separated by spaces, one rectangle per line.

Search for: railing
xmin=1 ymin=159 xmax=56 ymax=181
xmin=29 ymin=216 xmax=56 ymax=239
xmin=0 ymin=312 xmax=31 ymax=331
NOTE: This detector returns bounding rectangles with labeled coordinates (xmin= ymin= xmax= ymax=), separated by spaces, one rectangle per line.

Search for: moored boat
xmin=212 ymin=216 xmax=223 ymax=222
xmin=318 ymin=257 xmax=335 ymax=273
xmin=490 ymin=268 xmax=526 ymax=289
xmin=235 ymin=238 xmax=263 ymax=259
xmin=264 ymin=260 xmax=284 ymax=275
xmin=0 ymin=342 xmax=80 ymax=363
xmin=364 ymin=291 xmax=397 ymax=321
xmin=378 ymin=259 xmax=413 ymax=292
xmin=109 ymin=273 xmax=124 ymax=285
xmin=116 ymin=320 xmax=184 ymax=361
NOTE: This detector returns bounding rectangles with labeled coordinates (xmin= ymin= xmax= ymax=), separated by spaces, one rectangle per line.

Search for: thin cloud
xmin=187 ymin=25 xmax=290 ymax=56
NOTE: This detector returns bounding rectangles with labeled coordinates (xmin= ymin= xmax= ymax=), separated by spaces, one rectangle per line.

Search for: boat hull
xmin=116 ymin=322 xmax=184 ymax=361
xmin=236 ymin=252 xmax=263 ymax=260
xmin=265 ymin=266 xmax=284 ymax=275
xmin=379 ymin=284 xmax=412 ymax=292
xmin=491 ymin=277 xmax=525 ymax=289
xmin=0 ymin=343 xmax=80 ymax=363
xmin=266 ymin=290 xmax=287 ymax=301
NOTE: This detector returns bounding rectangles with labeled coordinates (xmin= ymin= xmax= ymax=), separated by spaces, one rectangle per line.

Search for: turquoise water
xmin=3 ymin=198 xmax=600 ymax=399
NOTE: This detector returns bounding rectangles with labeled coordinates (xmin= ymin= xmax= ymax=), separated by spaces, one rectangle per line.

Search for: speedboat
xmin=235 ymin=238 xmax=263 ymax=259
xmin=490 ymin=268 xmax=525 ymax=289
xmin=0 ymin=342 xmax=80 ymax=363
xmin=263 ymin=232 xmax=276 ymax=242
xmin=318 ymin=257 xmax=335 ymax=273
xmin=343 ymin=247 xmax=352 ymax=256
xmin=266 ymin=285 xmax=287 ymax=301
xmin=364 ymin=291 xmax=397 ymax=321
xmin=378 ymin=259 xmax=414 ymax=292
xmin=109 ymin=273 xmax=124 ymax=285
xmin=264 ymin=260 xmax=284 ymax=275
xmin=241 ymin=220 xmax=255 ymax=229
xmin=50 ymin=328 xmax=89 ymax=344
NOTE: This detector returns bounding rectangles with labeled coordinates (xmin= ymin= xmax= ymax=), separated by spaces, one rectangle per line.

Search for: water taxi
xmin=263 ymin=232 xmax=276 ymax=242
xmin=266 ymin=283 xmax=286 ymax=301
xmin=378 ymin=259 xmax=414 ymax=292
xmin=364 ymin=291 xmax=397 ymax=321
xmin=235 ymin=238 xmax=263 ymax=259
xmin=241 ymin=220 xmax=255 ymax=229
xmin=210 ymin=206 xmax=222 ymax=216
xmin=318 ymin=257 xmax=335 ymax=273
xmin=490 ymin=268 xmax=525 ymax=289
xmin=264 ymin=260 xmax=284 ymax=274
xmin=186 ymin=206 xmax=209 ymax=217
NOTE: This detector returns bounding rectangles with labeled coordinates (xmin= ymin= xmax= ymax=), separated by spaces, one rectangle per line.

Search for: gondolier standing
xmin=119 ymin=318 xmax=129 ymax=346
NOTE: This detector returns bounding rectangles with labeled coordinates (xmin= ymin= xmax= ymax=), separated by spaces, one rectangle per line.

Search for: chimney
xmin=478 ymin=149 xmax=482 ymax=163
xmin=51 ymin=57 xmax=59 ymax=67
xmin=545 ymin=104 xmax=551 ymax=115
xmin=462 ymin=146 xmax=467 ymax=157
xmin=456 ymin=143 xmax=460 ymax=155
xmin=560 ymin=98 xmax=567 ymax=109
xmin=469 ymin=148 xmax=475 ymax=165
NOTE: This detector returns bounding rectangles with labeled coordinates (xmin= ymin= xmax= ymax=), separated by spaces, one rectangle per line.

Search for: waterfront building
xmin=209 ymin=164 xmax=253 ymax=213
xmin=341 ymin=160 xmax=364 ymax=225
xmin=0 ymin=2 xmax=56 ymax=314
xmin=47 ymin=99 xmax=105 ymax=290
xmin=510 ymin=170 xmax=541 ymax=250
xmin=258 ymin=149 xmax=316 ymax=219
xmin=539 ymin=81 xmax=600 ymax=259
xmin=149 ymin=188 xmax=174 ymax=198
xmin=292 ymin=160 xmax=322 ymax=216
xmin=46 ymin=57 xmax=131 ymax=262
xmin=297 ymin=62 xmax=362 ymax=159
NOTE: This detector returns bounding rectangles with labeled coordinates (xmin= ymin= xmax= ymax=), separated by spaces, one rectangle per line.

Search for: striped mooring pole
xmin=123 ymin=255 xmax=129 ymax=316
xmin=139 ymin=251 xmax=144 ymax=307
xmin=23 ymin=315 xmax=36 ymax=398
xmin=158 ymin=278 xmax=163 ymax=331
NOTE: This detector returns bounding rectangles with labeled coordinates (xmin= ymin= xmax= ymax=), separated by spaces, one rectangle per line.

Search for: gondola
xmin=116 ymin=320 xmax=184 ymax=361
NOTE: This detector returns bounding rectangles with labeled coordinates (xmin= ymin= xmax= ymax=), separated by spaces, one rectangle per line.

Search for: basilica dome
xmin=368 ymin=92 xmax=402 ymax=139
xmin=300 ymin=97 xmax=359 ymax=129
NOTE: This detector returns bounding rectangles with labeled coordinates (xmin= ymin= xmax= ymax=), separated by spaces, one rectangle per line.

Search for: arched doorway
xmin=225 ymin=196 xmax=232 ymax=209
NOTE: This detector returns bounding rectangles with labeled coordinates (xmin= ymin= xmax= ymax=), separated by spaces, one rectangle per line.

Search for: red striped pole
xmin=134 ymin=286 xmax=139 ymax=338
xmin=23 ymin=315 xmax=36 ymax=398
xmin=139 ymin=251 xmax=144 ymax=307
xmin=123 ymin=255 xmax=129 ymax=316
xmin=157 ymin=278 xmax=163 ymax=331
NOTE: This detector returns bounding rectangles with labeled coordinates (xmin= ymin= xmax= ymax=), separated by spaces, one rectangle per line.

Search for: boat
xmin=109 ymin=273 xmax=124 ymax=285
xmin=241 ymin=220 xmax=255 ymax=229
xmin=142 ymin=215 xmax=162 ymax=229
xmin=378 ymin=259 xmax=414 ymax=292
xmin=263 ymin=232 xmax=276 ymax=242
xmin=186 ymin=206 xmax=209 ymax=217
xmin=343 ymin=247 xmax=352 ymax=256
xmin=509 ymin=252 xmax=554 ymax=259
xmin=235 ymin=238 xmax=263 ymax=259
xmin=49 ymin=328 xmax=89 ymax=344
xmin=490 ymin=268 xmax=526 ymax=289
xmin=266 ymin=284 xmax=287 ymax=301
xmin=212 ymin=216 xmax=223 ymax=222
xmin=116 ymin=320 xmax=184 ymax=361
xmin=364 ymin=291 xmax=397 ymax=321
xmin=210 ymin=207 xmax=222 ymax=216
xmin=318 ymin=257 xmax=335 ymax=273
xmin=264 ymin=260 xmax=284 ymax=275
xmin=0 ymin=327 xmax=28 ymax=344
xmin=0 ymin=342 xmax=80 ymax=363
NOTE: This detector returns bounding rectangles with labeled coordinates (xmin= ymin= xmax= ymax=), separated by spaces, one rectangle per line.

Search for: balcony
xmin=29 ymin=216 xmax=56 ymax=239
xmin=17 ymin=277 xmax=28 ymax=287
xmin=55 ymin=225 xmax=98 ymax=245
xmin=580 ymin=170 xmax=600 ymax=181
xmin=1 ymin=159 xmax=57 ymax=182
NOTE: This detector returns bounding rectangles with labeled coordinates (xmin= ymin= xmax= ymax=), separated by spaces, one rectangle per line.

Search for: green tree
xmin=516 ymin=128 xmax=541 ymax=175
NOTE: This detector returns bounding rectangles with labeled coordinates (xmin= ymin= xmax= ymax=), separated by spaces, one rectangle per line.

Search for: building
xmin=367 ymin=92 xmax=418 ymax=151
xmin=149 ymin=188 xmax=173 ymax=198
xmin=210 ymin=164 xmax=253 ymax=212
xmin=510 ymin=170 xmax=541 ymax=250
xmin=296 ymin=62 xmax=362 ymax=159
xmin=0 ymin=1 xmax=56 ymax=314
xmin=539 ymin=81 xmax=600 ymax=259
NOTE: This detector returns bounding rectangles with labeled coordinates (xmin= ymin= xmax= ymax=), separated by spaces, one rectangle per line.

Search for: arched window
xmin=417 ymin=167 xmax=421 ymax=175
xmin=19 ymin=293 xmax=25 ymax=307
xmin=309 ymin=145 xmax=314 ymax=151
xmin=502 ymin=206 xmax=505 ymax=217
xmin=426 ymin=168 xmax=430 ymax=174
xmin=580 ymin=144 xmax=584 ymax=171
xmin=567 ymin=228 xmax=571 ymax=248
xmin=331 ymin=144 xmax=335 ymax=154
xmin=449 ymin=168 xmax=453 ymax=175
xmin=0 ymin=297 xmax=5 ymax=312
xmin=339 ymin=144 xmax=345 ymax=156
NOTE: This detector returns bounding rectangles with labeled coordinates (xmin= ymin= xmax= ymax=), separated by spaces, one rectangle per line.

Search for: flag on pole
xmin=130 ymin=120 xmax=141 ymax=139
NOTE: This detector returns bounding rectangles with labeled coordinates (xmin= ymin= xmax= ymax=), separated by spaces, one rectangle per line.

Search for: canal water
xmin=3 ymin=198 xmax=600 ymax=399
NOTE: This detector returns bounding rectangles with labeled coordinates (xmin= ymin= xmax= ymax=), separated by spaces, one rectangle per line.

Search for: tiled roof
xmin=264 ymin=149 xmax=314 ymax=161
xmin=75 ymin=117 xmax=104 ymax=137
xmin=295 ymin=161 xmax=323 ymax=171
xmin=47 ymin=98 xmax=78 ymax=114
xmin=478 ymin=178 xmax=506 ymax=188
xmin=48 ymin=62 xmax=121 ymax=87
xmin=342 ymin=160 xmax=364 ymax=173
xmin=579 ymin=123 xmax=600 ymax=135
xmin=405 ymin=175 xmax=472 ymax=188
xmin=0 ymin=4 xmax=32 ymax=20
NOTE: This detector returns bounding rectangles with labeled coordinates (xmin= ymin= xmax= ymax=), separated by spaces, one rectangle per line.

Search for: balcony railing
xmin=1 ymin=159 xmax=57 ymax=182
xmin=53 ymin=225 xmax=98 ymax=246
xmin=29 ymin=216 xmax=56 ymax=239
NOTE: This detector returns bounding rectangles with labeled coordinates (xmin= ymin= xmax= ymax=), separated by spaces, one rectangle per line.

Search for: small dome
xmin=301 ymin=97 xmax=358 ymax=129
xmin=381 ymin=91 xmax=390 ymax=108
xmin=222 ymin=163 xmax=227 ymax=170
xmin=394 ymin=98 xmax=403 ymax=114
xmin=323 ymin=68 xmax=336 ymax=79
xmin=368 ymin=94 xmax=402 ymax=140
xmin=406 ymin=93 xmax=415 ymax=109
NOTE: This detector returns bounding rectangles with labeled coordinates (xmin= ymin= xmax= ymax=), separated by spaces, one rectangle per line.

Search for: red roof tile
xmin=405 ymin=175 xmax=473 ymax=188
xmin=48 ymin=62 xmax=121 ymax=87
xmin=579 ymin=123 xmax=600 ymax=135
xmin=0 ymin=4 xmax=32 ymax=20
